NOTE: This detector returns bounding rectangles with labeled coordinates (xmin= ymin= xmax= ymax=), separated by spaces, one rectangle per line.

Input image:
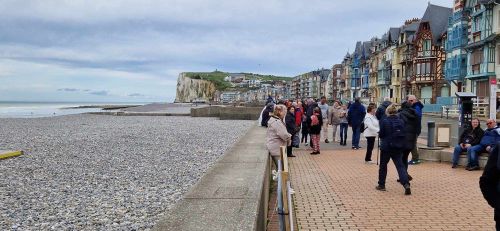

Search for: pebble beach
xmin=0 ymin=114 xmax=254 ymax=230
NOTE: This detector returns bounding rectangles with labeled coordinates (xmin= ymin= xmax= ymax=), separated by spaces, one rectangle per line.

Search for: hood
xmin=401 ymin=101 xmax=412 ymax=109
xmin=413 ymin=101 xmax=424 ymax=109
xmin=381 ymin=100 xmax=392 ymax=108
xmin=399 ymin=107 xmax=418 ymax=120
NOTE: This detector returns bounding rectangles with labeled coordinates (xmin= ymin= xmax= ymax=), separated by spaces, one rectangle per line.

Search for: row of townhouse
xmin=337 ymin=0 xmax=500 ymax=117
xmin=291 ymin=1 xmax=500 ymax=118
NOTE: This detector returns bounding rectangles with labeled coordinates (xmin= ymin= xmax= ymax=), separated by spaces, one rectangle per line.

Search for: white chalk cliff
xmin=175 ymin=73 xmax=216 ymax=103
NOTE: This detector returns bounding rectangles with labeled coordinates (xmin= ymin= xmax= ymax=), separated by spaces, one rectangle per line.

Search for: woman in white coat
xmin=363 ymin=104 xmax=380 ymax=164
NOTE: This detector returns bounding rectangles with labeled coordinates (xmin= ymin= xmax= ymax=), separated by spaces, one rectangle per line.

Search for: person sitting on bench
xmin=451 ymin=118 xmax=484 ymax=169
xmin=467 ymin=119 xmax=500 ymax=171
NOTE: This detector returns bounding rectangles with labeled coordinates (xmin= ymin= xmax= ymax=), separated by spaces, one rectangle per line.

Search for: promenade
xmin=285 ymin=139 xmax=495 ymax=231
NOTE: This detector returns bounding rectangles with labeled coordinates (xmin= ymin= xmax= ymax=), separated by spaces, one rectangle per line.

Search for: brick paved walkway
xmin=289 ymin=140 xmax=495 ymax=231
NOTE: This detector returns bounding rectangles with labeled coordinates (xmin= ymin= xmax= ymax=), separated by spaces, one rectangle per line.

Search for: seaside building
xmin=445 ymin=0 xmax=469 ymax=95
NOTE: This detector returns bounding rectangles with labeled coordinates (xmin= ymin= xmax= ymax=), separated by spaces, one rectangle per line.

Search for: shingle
xmin=421 ymin=4 xmax=452 ymax=43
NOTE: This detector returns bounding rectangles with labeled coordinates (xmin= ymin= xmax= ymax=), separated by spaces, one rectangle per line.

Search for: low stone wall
xmin=190 ymin=106 xmax=262 ymax=120
xmin=153 ymin=125 xmax=270 ymax=231
xmin=419 ymin=146 xmax=489 ymax=168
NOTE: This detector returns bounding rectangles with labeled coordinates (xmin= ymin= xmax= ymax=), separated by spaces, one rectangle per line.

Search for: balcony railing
xmin=377 ymin=76 xmax=391 ymax=86
xmin=416 ymin=50 xmax=437 ymax=58
xmin=414 ymin=74 xmax=434 ymax=82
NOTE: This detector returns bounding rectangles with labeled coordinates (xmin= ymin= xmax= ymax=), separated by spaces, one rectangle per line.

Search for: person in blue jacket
xmin=468 ymin=119 xmax=500 ymax=171
xmin=347 ymin=97 xmax=366 ymax=149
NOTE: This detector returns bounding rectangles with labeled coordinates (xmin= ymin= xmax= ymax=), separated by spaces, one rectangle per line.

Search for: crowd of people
xmin=262 ymin=94 xmax=500 ymax=227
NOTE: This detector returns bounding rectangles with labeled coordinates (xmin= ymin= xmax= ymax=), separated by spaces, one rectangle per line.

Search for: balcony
xmin=416 ymin=50 xmax=437 ymax=58
xmin=350 ymin=78 xmax=361 ymax=89
xmin=414 ymin=73 xmax=434 ymax=82
xmin=361 ymin=75 xmax=369 ymax=89
xmin=377 ymin=76 xmax=391 ymax=86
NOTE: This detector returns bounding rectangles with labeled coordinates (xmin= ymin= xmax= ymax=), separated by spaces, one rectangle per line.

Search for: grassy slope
xmin=184 ymin=71 xmax=291 ymax=91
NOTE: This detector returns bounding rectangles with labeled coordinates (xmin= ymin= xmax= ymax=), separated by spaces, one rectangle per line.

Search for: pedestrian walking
xmin=347 ymin=97 xmax=366 ymax=149
xmin=266 ymin=104 xmax=291 ymax=168
xmin=376 ymin=104 xmax=411 ymax=195
xmin=328 ymin=101 xmax=342 ymax=143
xmin=398 ymin=100 xmax=421 ymax=181
xmin=318 ymin=96 xmax=330 ymax=143
xmin=339 ymin=104 xmax=348 ymax=146
xmin=479 ymin=141 xmax=500 ymax=230
xmin=407 ymin=95 xmax=424 ymax=165
xmin=363 ymin=104 xmax=379 ymax=164
xmin=308 ymin=107 xmax=323 ymax=155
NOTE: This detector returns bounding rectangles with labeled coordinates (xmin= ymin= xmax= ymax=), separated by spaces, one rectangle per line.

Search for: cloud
xmin=89 ymin=90 xmax=109 ymax=96
xmin=57 ymin=88 xmax=80 ymax=92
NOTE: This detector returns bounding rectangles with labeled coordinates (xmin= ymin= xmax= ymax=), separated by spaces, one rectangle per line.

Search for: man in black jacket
xmin=479 ymin=141 xmax=500 ymax=230
xmin=398 ymin=101 xmax=421 ymax=181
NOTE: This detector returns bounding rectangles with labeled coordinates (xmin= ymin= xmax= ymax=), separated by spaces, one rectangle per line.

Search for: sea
xmin=0 ymin=101 xmax=148 ymax=118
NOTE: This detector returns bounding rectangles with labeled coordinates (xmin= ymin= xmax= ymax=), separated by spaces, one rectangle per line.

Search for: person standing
xmin=293 ymin=102 xmax=304 ymax=148
xmin=339 ymin=104 xmax=349 ymax=146
xmin=260 ymin=102 xmax=274 ymax=127
xmin=479 ymin=142 xmax=500 ymax=230
xmin=285 ymin=106 xmax=297 ymax=158
xmin=375 ymin=97 xmax=392 ymax=121
xmin=363 ymin=104 xmax=379 ymax=164
xmin=347 ymin=97 xmax=366 ymax=149
xmin=308 ymin=107 xmax=323 ymax=155
xmin=408 ymin=95 xmax=424 ymax=165
xmin=318 ymin=96 xmax=330 ymax=143
xmin=377 ymin=104 xmax=411 ymax=195
xmin=328 ymin=101 xmax=342 ymax=143
xmin=266 ymin=104 xmax=291 ymax=168
xmin=451 ymin=118 xmax=484 ymax=168
xmin=398 ymin=101 xmax=421 ymax=181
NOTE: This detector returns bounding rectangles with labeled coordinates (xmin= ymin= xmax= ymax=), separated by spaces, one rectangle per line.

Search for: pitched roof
xmin=402 ymin=20 xmax=420 ymax=32
xmin=388 ymin=27 xmax=401 ymax=43
xmin=421 ymin=4 xmax=452 ymax=43
xmin=354 ymin=41 xmax=363 ymax=56
xmin=362 ymin=41 xmax=372 ymax=58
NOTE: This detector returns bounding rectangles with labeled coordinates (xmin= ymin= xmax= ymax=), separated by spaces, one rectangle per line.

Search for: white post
xmin=490 ymin=77 xmax=497 ymax=120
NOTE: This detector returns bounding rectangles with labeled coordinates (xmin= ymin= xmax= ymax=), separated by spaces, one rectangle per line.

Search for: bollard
xmin=446 ymin=107 xmax=450 ymax=119
xmin=427 ymin=121 xmax=436 ymax=147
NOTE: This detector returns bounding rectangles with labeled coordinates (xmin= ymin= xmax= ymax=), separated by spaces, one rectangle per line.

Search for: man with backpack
xmin=376 ymin=104 xmax=411 ymax=195
xmin=398 ymin=101 xmax=421 ymax=181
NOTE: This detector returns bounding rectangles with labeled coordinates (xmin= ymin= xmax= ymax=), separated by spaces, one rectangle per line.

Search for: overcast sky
xmin=0 ymin=0 xmax=451 ymax=102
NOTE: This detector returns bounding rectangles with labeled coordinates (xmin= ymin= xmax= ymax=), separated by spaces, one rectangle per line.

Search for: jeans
xmin=467 ymin=144 xmax=485 ymax=167
xmin=331 ymin=124 xmax=339 ymax=141
xmin=352 ymin=125 xmax=361 ymax=148
xmin=452 ymin=144 xmax=467 ymax=165
xmin=339 ymin=123 xmax=348 ymax=143
xmin=402 ymin=149 xmax=411 ymax=170
xmin=378 ymin=150 xmax=409 ymax=186
xmin=365 ymin=137 xmax=375 ymax=161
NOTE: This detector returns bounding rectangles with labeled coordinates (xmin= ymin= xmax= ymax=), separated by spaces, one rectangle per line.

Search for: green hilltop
xmin=184 ymin=71 xmax=292 ymax=91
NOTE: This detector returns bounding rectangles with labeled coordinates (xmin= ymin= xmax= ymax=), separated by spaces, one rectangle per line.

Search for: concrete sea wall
xmin=190 ymin=106 xmax=262 ymax=120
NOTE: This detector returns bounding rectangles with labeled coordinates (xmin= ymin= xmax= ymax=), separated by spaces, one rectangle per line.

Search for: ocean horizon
xmin=0 ymin=101 xmax=154 ymax=118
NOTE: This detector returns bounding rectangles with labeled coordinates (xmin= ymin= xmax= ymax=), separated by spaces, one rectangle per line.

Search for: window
xmin=488 ymin=44 xmax=495 ymax=63
xmin=423 ymin=40 xmax=432 ymax=51
xmin=416 ymin=63 xmax=421 ymax=75
xmin=497 ymin=45 xmax=500 ymax=64
xmin=471 ymin=49 xmax=484 ymax=65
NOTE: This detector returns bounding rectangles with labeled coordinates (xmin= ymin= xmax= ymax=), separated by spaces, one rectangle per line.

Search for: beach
xmin=0 ymin=114 xmax=254 ymax=230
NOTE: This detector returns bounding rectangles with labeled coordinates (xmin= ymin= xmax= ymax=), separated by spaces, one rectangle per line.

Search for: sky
xmin=0 ymin=0 xmax=451 ymax=103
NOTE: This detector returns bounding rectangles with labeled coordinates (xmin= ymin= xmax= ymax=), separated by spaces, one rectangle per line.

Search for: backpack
xmin=389 ymin=118 xmax=405 ymax=149
xmin=360 ymin=120 xmax=366 ymax=133
xmin=311 ymin=114 xmax=319 ymax=126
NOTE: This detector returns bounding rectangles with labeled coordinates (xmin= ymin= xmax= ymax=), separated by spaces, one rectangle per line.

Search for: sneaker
xmin=325 ymin=139 xmax=330 ymax=143
xmin=468 ymin=165 xmax=480 ymax=171
xmin=287 ymin=154 xmax=296 ymax=158
xmin=304 ymin=143 xmax=308 ymax=146
xmin=310 ymin=151 xmax=319 ymax=155
xmin=408 ymin=160 xmax=420 ymax=165
xmin=451 ymin=164 xmax=457 ymax=168
xmin=404 ymin=184 xmax=411 ymax=195
xmin=352 ymin=146 xmax=356 ymax=149
xmin=354 ymin=147 xmax=359 ymax=150
xmin=375 ymin=185 xmax=386 ymax=191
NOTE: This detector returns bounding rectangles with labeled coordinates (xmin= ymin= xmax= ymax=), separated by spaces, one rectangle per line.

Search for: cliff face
xmin=175 ymin=73 xmax=217 ymax=103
